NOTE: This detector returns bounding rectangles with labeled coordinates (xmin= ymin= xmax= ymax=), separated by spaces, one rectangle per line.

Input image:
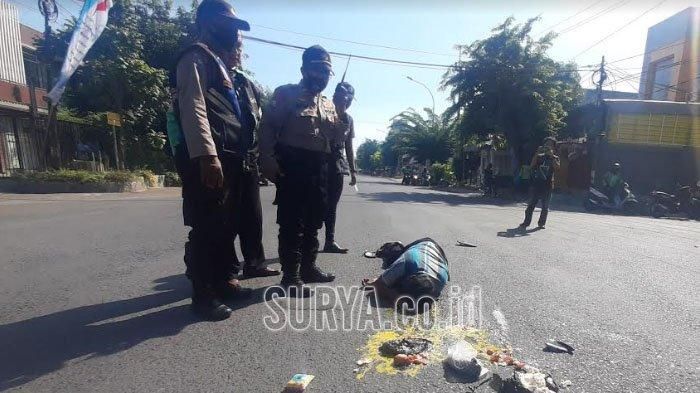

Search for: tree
xmin=37 ymin=0 xmax=193 ymax=171
xmin=386 ymin=108 xmax=454 ymax=164
xmin=442 ymin=17 xmax=582 ymax=163
xmin=356 ymin=139 xmax=381 ymax=171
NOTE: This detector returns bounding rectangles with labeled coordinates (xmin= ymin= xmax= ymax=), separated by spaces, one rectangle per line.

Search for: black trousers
xmin=523 ymin=185 xmax=552 ymax=227
xmin=176 ymin=149 xmax=265 ymax=290
xmin=324 ymin=171 xmax=344 ymax=243
xmin=275 ymin=146 xmax=328 ymax=277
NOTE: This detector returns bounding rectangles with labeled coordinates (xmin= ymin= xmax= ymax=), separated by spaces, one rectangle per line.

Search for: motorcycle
xmin=649 ymin=185 xmax=700 ymax=219
xmin=584 ymin=183 xmax=640 ymax=215
xmin=401 ymin=172 xmax=412 ymax=185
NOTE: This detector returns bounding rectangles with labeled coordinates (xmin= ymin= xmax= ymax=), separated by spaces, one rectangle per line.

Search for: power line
xmin=606 ymin=41 xmax=687 ymax=65
xmin=557 ymin=0 xmax=631 ymax=35
xmin=245 ymin=35 xmax=603 ymax=75
xmin=574 ymin=0 xmax=667 ymax=59
xmin=537 ymin=0 xmax=606 ymax=35
xmin=243 ymin=35 xmax=450 ymax=70
xmin=603 ymin=58 xmax=700 ymax=87
xmin=251 ymin=23 xmax=455 ymax=58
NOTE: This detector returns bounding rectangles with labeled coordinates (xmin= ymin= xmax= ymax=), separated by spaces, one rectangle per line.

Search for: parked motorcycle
xmin=649 ymin=185 xmax=700 ymax=219
xmin=584 ymin=183 xmax=640 ymax=215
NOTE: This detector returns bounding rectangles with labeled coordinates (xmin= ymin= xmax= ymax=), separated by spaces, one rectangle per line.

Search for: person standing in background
xmin=323 ymin=82 xmax=357 ymax=254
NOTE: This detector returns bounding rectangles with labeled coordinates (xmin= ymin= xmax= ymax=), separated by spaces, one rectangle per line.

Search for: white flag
xmin=47 ymin=0 xmax=113 ymax=104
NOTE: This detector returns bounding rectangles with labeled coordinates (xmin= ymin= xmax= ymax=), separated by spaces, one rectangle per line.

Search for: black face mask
xmin=208 ymin=20 xmax=239 ymax=52
xmin=211 ymin=31 xmax=238 ymax=52
xmin=304 ymin=76 xmax=329 ymax=94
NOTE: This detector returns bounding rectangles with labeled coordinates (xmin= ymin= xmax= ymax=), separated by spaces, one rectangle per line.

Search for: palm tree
xmin=387 ymin=108 xmax=455 ymax=164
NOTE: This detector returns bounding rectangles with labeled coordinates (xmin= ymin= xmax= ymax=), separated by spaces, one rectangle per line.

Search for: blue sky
xmin=12 ymin=0 xmax=696 ymax=145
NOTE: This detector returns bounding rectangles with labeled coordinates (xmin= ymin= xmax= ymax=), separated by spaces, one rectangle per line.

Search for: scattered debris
xmin=446 ymin=340 xmax=489 ymax=381
xmin=379 ymin=338 xmax=432 ymax=356
xmin=544 ymin=340 xmax=575 ymax=355
xmin=283 ymin=374 xmax=314 ymax=392
xmin=545 ymin=374 xmax=560 ymax=392
xmin=363 ymin=251 xmax=377 ymax=258
xmin=353 ymin=368 xmax=360 ymax=373
xmin=561 ymin=380 xmax=572 ymax=388
xmin=356 ymin=358 xmax=372 ymax=366
xmin=393 ymin=353 xmax=427 ymax=367
xmin=456 ymin=240 xmax=477 ymax=247
xmin=515 ymin=371 xmax=552 ymax=392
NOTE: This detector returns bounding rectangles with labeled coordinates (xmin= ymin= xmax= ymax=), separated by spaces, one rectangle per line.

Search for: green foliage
xmin=429 ymin=162 xmax=456 ymax=186
xmin=370 ymin=151 xmax=383 ymax=170
xmin=163 ymin=171 xmax=182 ymax=187
xmin=132 ymin=169 xmax=158 ymax=187
xmin=442 ymin=17 xmax=582 ymax=163
xmin=356 ymin=139 xmax=381 ymax=171
xmin=37 ymin=0 xmax=197 ymax=172
xmin=11 ymin=170 xmax=140 ymax=184
xmin=385 ymin=108 xmax=454 ymax=164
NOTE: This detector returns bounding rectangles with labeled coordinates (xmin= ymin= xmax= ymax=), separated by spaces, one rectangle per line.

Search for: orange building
xmin=638 ymin=7 xmax=699 ymax=102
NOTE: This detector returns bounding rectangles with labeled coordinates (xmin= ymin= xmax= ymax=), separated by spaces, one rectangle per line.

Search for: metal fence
xmin=0 ymin=113 xmax=113 ymax=176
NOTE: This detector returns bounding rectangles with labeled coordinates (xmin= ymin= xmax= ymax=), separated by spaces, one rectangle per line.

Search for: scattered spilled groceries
xmin=354 ymin=323 xmax=572 ymax=392
xmin=282 ymin=374 xmax=314 ymax=392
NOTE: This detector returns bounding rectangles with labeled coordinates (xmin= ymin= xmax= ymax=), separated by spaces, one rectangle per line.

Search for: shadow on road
xmin=359 ymin=191 xmax=517 ymax=207
xmin=497 ymin=227 xmax=543 ymax=238
xmin=0 ymin=274 xmax=266 ymax=391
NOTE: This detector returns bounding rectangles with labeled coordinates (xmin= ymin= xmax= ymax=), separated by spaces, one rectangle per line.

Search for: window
xmin=649 ymin=57 xmax=675 ymax=100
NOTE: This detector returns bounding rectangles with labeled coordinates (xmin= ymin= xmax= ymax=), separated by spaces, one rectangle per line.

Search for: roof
xmin=20 ymin=24 xmax=42 ymax=50
xmin=583 ymin=89 xmax=637 ymax=105
xmin=603 ymin=99 xmax=700 ymax=116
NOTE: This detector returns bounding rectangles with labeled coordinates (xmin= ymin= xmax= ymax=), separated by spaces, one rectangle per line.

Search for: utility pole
xmin=594 ymin=56 xmax=607 ymax=108
xmin=38 ymin=0 xmax=59 ymax=169
xmin=592 ymin=56 xmax=608 ymax=187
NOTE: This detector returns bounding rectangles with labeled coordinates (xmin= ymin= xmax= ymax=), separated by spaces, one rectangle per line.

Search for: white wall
xmin=0 ymin=0 xmax=26 ymax=84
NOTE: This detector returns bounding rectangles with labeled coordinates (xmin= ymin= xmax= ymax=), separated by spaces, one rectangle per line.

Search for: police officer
xmin=323 ymin=82 xmax=357 ymax=253
xmin=259 ymin=45 xmax=339 ymax=297
xmin=174 ymin=0 xmax=255 ymax=320
xmin=222 ymin=43 xmax=280 ymax=279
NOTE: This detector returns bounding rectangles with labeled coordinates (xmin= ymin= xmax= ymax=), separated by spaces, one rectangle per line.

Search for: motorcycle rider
xmin=603 ymin=163 xmax=625 ymax=205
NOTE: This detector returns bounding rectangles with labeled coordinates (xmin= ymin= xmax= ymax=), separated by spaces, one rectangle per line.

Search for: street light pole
xmin=406 ymin=76 xmax=435 ymax=116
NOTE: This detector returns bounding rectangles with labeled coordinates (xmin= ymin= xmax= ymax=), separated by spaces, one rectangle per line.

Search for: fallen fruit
xmin=490 ymin=354 xmax=500 ymax=363
xmin=502 ymin=355 xmax=514 ymax=365
xmin=514 ymin=361 xmax=526 ymax=370
xmin=486 ymin=349 xmax=494 ymax=356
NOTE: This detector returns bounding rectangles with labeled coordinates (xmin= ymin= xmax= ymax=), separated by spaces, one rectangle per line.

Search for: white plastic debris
xmin=561 ymin=380 xmax=572 ymax=388
xmin=446 ymin=340 xmax=486 ymax=378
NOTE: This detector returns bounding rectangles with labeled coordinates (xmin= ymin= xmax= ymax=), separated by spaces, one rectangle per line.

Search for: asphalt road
xmin=1 ymin=176 xmax=698 ymax=393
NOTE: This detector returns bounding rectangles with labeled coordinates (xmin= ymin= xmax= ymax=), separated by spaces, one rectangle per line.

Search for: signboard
xmin=106 ymin=112 xmax=122 ymax=127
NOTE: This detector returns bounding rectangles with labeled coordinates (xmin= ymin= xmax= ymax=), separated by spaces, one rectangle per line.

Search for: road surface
xmin=1 ymin=176 xmax=698 ymax=392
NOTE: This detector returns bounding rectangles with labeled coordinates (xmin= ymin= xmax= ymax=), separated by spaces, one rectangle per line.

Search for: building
xmin=599 ymin=99 xmax=699 ymax=192
xmin=638 ymin=7 xmax=700 ymax=102
xmin=0 ymin=0 xmax=49 ymax=174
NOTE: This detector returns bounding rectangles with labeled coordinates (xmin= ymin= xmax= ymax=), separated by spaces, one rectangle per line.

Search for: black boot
xmin=323 ymin=241 xmax=348 ymax=254
xmin=301 ymin=265 xmax=336 ymax=283
xmin=280 ymin=266 xmax=313 ymax=298
xmin=191 ymin=283 xmax=232 ymax=321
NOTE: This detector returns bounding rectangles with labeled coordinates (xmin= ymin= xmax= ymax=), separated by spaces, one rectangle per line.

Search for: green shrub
xmin=430 ymin=162 xmax=456 ymax=186
xmin=103 ymin=171 xmax=139 ymax=183
xmin=163 ymin=171 xmax=181 ymax=187
xmin=132 ymin=169 xmax=157 ymax=187
xmin=11 ymin=170 xmax=140 ymax=184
